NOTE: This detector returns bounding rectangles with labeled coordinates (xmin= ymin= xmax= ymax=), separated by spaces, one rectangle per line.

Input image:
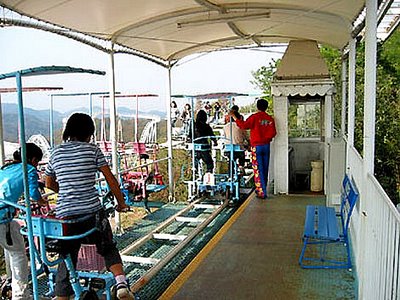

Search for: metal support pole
xmin=347 ymin=38 xmax=356 ymax=150
xmin=16 ymin=72 xmax=39 ymax=299
xmin=89 ymin=93 xmax=93 ymax=118
xmin=0 ymin=94 xmax=5 ymax=165
xmin=324 ymin=93 xmax=333 ymax=195
xmin=191 ymin=97 xmax=196 ymax=199
xmin=109 ymin=45 xmax=118 ymax=173
xmin=363 ymin=0 xmax=377 ymax=175
xmin=135 ymin=95 xmax=138 ymax=142
xmin=341 ymin=56 xmax=347 ymax=137
xmin=108 ymin=43 xmax=122 ymax=233
xmin=229 ymin=97 xmax=234 ymax=184
xmin=166 ymin=63 xmax=174 ymax=201
xmin=360 ymin=2 xmax=377 ymax=297
xmin=50 ymin=95 xmax=54 ymax=148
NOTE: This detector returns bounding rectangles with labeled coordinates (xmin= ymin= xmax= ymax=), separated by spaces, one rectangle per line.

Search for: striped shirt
xmin=45 ymin=141 xmax=108 ymax=218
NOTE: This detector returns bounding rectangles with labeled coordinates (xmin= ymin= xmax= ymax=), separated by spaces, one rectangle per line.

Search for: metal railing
xmin=347 ymin=145 xmax=400 ymax=299
xmin=359 ymin=174 xmax=400 ymax=299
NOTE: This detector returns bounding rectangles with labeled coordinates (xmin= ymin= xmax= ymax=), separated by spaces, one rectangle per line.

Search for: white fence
xmin=347 ymin=145 xmax=363 ymax=257
xmin=347 ymin=145 xmax=400 ymax=299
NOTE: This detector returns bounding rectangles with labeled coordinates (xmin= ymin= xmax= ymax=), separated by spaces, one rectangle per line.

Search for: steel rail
xmin=119 ymin=197 xmax=229 ymax=292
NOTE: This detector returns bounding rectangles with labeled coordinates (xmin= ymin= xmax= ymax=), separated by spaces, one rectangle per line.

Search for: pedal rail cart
xmin=0 ymin=66 xmax=106 ymax=300
xmin=185 ymin=93 xmax=247 ymax=203
xmin=187 ymin=92 xmax=249 ymax=204
xmin=109 ymin=94 xmax=167 ymax=211
xmin=187 ymin=135 xmax=241 ymax=203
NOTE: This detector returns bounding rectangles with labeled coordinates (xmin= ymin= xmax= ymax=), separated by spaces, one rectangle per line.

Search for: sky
xmin=0 ymin=27 xmax=285 ymax=113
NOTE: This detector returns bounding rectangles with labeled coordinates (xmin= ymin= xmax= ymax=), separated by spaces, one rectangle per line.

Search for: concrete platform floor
xmin=160 ymin=193 xmax=357 ymax=300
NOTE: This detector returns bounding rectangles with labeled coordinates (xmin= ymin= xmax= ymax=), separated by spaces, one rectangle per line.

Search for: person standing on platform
xmin=229 ymin=99 xmax=276 ymax=199
xmin=170 ymin=100 xmax=180 ymax=128
xmin=180 ymin=103 xmax=192 ymax=137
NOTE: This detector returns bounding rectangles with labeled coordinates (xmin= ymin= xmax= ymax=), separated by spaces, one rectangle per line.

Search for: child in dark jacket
xmin=192 ymin=110 xmax=217 ymax=173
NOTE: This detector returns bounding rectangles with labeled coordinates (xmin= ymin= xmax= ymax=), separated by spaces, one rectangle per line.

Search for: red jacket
xmin=236 ymin=111 xmax=276 ymax=146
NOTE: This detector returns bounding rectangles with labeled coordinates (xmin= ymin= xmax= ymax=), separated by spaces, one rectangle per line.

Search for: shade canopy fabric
xmin=0 ymin=0 xmax=366 ymax=63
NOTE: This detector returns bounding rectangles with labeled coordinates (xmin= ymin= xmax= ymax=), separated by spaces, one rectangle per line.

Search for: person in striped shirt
xmin=45 ymin=113 xmax=133 ymax=300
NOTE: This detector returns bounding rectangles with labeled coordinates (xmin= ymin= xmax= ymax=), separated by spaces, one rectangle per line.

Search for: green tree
xmin=250 ymin=59 xmax=280 ymax=114
xmin=320 ymin=37 xmax=399 ymax=205
xmin=321 ymin=37 xmax=400 ymax=204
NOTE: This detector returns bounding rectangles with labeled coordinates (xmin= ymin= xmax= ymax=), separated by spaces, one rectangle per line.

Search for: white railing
xmin=347 ymin=145 xmax=363 ymax=255
xmin=359 ymin=174 xmax=400 ymax=299
xmin=346 ymin=145 xmax=400 ymax=299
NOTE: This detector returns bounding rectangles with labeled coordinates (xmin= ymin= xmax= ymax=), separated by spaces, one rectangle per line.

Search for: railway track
xmin=29 ymin=187 xmax=252 ymax=299
xmin=120 ymin=197 xmax=228 ymax=293
xmin=117 ymin=188 xmax=252 ymax=299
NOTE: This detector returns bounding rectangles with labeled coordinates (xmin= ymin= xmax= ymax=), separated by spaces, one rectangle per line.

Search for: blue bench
xmin=299 ymin=174 xmax=359 ymax=269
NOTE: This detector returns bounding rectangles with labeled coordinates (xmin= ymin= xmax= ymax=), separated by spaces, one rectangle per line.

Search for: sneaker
xmin=115 ymin=282 xmax=134 ymax=300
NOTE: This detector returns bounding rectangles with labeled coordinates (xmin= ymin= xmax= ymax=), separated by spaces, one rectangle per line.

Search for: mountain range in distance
xmin=1 ymin=103 xmax=166 ymax=143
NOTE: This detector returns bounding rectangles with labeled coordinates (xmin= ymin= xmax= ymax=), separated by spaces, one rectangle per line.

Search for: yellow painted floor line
xmin=159 ymin=192 xmax=255 ymax=299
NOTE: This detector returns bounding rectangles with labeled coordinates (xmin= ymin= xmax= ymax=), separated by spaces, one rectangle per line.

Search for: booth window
xmin=288 ymin=97 xmax=322 ymax=138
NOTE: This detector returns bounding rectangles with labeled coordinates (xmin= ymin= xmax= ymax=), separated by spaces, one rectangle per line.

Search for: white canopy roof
xmin=0 ymin=0 xmax=366 ymax=64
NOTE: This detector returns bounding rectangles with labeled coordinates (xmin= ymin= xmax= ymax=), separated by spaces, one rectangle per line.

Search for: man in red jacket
xmin=229 ymin=99 xmax=276 ymax=198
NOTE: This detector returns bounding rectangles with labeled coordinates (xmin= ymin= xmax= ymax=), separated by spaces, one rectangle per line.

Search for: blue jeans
xmin=255 ymin=144 xmax=271 ymax=197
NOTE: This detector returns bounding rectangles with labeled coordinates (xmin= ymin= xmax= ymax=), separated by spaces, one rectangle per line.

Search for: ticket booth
xmin=271 ymin=40 xmax=336 ymax=196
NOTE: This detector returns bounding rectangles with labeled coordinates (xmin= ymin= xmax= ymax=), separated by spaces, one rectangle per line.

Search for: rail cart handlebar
xmin=0 ymin=199 xmax=28 ymax=212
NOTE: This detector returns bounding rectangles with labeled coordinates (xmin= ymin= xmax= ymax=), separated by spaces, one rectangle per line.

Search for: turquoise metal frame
xmin=48 ymin=91 xmax=114 ymax=148
xmin=0 ymin=66 xmax=105 ymax=299
xmin=18 ymin=213 xmax=115 ymax=299
xmin=184 ymin=94 xmax=243 ymax=202
xmin=191 ymin=135 xmax=240 ymax=202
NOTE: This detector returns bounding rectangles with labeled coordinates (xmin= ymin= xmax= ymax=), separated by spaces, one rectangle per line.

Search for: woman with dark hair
xmin=192 ymin=110 xmax=217 ymax=173
xmin=229 ymin=99 xmax=276 ymax=199
xmin=0 ymin=143 xmax=46 ymax=299
xmin=45 ymin=113 xmax=133 ymax=300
